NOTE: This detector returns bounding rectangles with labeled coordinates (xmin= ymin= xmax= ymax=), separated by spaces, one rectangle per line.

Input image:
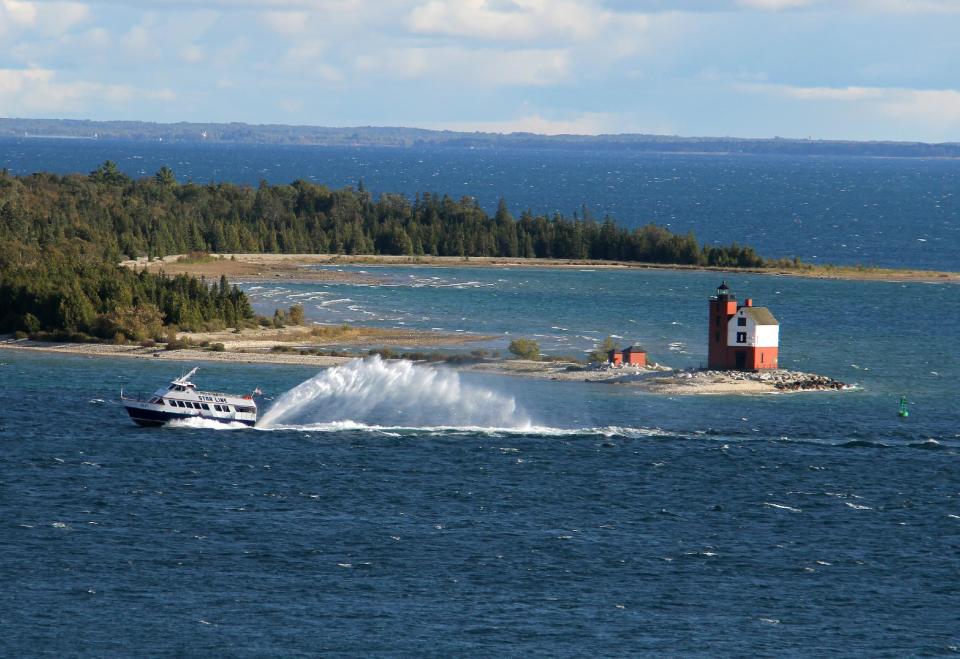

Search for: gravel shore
xmin=1 ymin=339 xmax=847 ymax=396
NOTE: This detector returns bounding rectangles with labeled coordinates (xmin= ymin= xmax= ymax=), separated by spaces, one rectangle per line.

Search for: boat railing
xmin=193 ymin=389 xmax=257 ymax=401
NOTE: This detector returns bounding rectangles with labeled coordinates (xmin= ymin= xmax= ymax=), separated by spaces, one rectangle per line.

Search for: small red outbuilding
xmin=608 ymin=346 xmax=647 ymax=367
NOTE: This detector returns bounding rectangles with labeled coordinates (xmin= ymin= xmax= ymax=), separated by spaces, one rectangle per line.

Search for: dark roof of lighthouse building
xmin=742 ymin=307 xmax=779 ymax=325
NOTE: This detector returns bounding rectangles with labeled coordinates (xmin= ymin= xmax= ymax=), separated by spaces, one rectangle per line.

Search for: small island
xmin=0 ymin=164 xmax=943 ymax=394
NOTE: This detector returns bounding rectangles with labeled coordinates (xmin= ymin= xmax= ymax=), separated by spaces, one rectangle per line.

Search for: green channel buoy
xmin=897 ymin=396 xmax=909 ymax=418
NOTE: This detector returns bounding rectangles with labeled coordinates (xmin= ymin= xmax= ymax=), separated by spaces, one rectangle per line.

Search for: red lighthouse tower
xmin=707 ymin=281 xmax=780 ymax=370
xmin=708 ymin=281 xmax=738 ymax=369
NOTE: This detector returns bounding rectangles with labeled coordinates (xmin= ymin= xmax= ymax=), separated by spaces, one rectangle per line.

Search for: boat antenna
xmin=175 ymin=367 xmax=199 ymax=385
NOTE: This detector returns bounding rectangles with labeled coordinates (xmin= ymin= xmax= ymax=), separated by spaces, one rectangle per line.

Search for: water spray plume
xmin=257 ymin=356 xmax=531 ymax=431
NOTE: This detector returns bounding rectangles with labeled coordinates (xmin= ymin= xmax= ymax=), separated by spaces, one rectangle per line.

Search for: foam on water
xmin=257 ymin=356 xmax=532 ymax=430
xmin=168 ymin=417 xmax=251 ymax=431
xmin=257 ymin=420 xmax=676 ymax=439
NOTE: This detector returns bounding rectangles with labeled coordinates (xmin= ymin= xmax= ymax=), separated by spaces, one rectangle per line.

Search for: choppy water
xmin=3 ymin=139 xmax=960 ymax=654
xmin=1 ymin=350 xmax=959 ymax=655
xmin=2 ymin=138 xmax=958 ymax=269
xmin=244 ymin=267 xmax=960 ymax=402
xmin=3 ymin=264 xmax=960 ymax=655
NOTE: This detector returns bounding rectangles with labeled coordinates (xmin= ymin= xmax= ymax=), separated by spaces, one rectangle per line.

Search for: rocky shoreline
xmin=627 ymin=368 xmax=849 ymax=395
xmin=1 ymin=337 xmax=848 ymax=396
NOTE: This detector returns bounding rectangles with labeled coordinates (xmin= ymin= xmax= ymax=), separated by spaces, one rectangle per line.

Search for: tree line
xmin=0 ymin=257 xmax=254 ymax=341
xmin=0 ymin=161 xmax=783 ymax=339
xmin=0 ymin=162 xmax=768 ymax=267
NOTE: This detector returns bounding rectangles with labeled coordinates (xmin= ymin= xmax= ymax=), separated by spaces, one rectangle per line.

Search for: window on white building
xmin=736 ymin=332 xmax=747 ymax=343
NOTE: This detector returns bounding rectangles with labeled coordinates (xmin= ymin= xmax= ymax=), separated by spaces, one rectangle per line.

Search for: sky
xmin=1 ymin=0 xmax=959 ymax=141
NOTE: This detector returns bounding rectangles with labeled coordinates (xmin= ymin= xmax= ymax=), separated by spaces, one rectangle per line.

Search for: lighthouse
xmin=707 ymin=282 xmax=779 ymax=370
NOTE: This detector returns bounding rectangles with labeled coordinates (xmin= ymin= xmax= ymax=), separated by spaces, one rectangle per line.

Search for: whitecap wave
xmin=763 ymin=502 xmax=802 ymax=512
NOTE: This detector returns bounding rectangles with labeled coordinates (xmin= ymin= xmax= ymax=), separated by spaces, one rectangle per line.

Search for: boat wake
xmin=168 ymin=417 xmax=252 ymax=431
xmin=257 ymin=419 xmax=676 ymax=439
xmin=257 ymin=356 xmax=532 ymax=431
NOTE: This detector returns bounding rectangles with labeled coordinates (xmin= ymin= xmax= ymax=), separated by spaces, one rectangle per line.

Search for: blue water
xmin=2 ymin=137 xmax=958 ymax=269
xmin=3 ymin=266 xmax=960 ymax=655
xmin=2 ymin=140 xmax=960 ymax=654
xmin=245 ymin=267 xmax=959 ymax=403
xmin=2 ymin=351 xmax=959 ymax=655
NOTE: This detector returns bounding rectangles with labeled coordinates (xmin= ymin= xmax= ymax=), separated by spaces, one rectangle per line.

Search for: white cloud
xmin=740 ymin=83 xmax=884 ymax=101
xmin=852 ymin=0 xmax=960 ymax=12
xmin=357 ymin=46 xmax=571 ymax=86
xmin=277 ymin=97 xmax=304 ymax=112
xmin=262 ymin=10 xmax=310 ymax=36
xmin=741 ymin=82 xmax=960 ymax=132
xmin=282 ymin=41 xmax=326 ymax=64
xmin=121 ymin=24 xmax=151 ymax=53
xmin=607 ymin=0 xmax=960 ymax=11
xmin=1 ymin=0 xmax=36 ymax=26
xmin=37 ymin=2 xmax=89 ymax=35
xmin=209 ymin=37 xmax=252 ymax=70
xmin=406 ymin=0 xmax=643 ymax=43
xmin=0 ymin=67 xmax=175 ymax=113
xmin=0 ymin=1 xmax=90 ymax=37
xmin=75 ymin=0 xmax=362 ymax=7
xmin=736 ymin=0 xmax=818 ymax=9
xmin=180 ymin=44 xmax=204 ymax=63
xmin=433 ymin=111 xmax=630 ymax=135
xmin=880 ymin=88 xmax=960 ymax=126
xmin=278 ymin=41 xmax=343 ymax=80
xmin=80 ymin=26 xmax=110 ymax=49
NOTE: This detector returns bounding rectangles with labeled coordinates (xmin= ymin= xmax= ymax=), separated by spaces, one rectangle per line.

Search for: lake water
xmin=2 ymin=137 xmax=958 ymax=270
xmin=2 ymin=140 xmax=959 ymax=655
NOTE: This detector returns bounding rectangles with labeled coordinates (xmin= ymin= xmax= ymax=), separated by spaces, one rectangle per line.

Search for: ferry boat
xmin=121 ymin=367 xmax=258 ymax=427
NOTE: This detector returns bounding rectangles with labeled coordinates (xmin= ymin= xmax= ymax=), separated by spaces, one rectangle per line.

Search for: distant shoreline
xmin=4 ymin=117 xmax=960 ymax=159
xmin=122 ymin=253 xmax=960 ymax=285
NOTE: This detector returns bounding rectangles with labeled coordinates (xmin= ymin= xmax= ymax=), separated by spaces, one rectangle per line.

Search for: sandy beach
xmin=11 ymin=253 xmax=863 ymax=395
xmin=0 ymin=336 xmax=846 ymax=395
xmin=120 ymin=253 xmax=960 ymax=284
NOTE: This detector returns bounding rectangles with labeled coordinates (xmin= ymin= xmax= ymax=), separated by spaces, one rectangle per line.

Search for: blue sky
xmin=1 ymin=0 xmax=959 ymax=141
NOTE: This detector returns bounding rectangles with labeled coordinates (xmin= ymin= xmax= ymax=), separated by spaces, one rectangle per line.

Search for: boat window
xmin=178 ymin=401 xmax=186 ymax=408
xmin=222 ymin=405 xmax=231 ymax=412
xmin=236 ymin=406 xmax=255 ymax=414
xmin=191 ymin=402 xmax=200 ymax=409
xmin=201 ymin=403 xmax=210 ymax=410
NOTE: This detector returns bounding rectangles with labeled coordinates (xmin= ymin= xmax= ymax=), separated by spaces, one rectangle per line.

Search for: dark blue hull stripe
xmin=124 ymin=405 xmax=256 ymax=427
